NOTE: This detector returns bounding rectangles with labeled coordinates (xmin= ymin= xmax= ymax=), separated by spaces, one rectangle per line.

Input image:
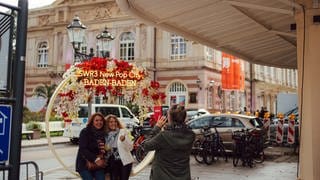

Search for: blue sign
xmin=0 ymin=105 xmax=12 ymax=162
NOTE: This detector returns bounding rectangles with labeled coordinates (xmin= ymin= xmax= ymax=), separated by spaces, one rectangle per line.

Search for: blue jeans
xmin=79 ymin=169 xmax=105 ymax=180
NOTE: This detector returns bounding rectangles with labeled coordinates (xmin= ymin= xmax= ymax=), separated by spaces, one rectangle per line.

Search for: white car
xmin=186 ymin=108 xmax=210 ymax=121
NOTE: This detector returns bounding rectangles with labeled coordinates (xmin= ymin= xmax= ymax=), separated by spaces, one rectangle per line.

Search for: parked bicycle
xmin=193 ymin=122 xmax=228 ymax=165
xmin=232 ymin=128 xmax=265 ymax=168
xmin=131 ymin=125 xmax=151 ymax=162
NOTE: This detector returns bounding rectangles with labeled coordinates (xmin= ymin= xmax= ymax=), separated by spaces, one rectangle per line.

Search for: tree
xmin=33 ymin=84 xmax=57 ymax=107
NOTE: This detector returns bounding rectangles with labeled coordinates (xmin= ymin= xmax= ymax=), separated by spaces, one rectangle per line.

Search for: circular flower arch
xmin=55 ymin=57 xmax=165 ymax=123
xmin=45 ymin=57 xmax=165 ymax=177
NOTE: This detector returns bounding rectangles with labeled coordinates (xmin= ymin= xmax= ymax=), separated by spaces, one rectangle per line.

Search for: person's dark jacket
xmin=142 ymin=125 xmax=195 ymax=180
xmin=75 ymin=127 xmax=105 ymax=172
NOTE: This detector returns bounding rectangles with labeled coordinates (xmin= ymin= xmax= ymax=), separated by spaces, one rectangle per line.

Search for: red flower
xmin=159 ymin=92 xmax=166 ymax=100
xmin=142 ymin=88 xmax=149 ymax=96
xmin=114 ymin=59 xmax=133 ymax=71
xmin=150 ymin=81 xmax=160 ymax=89
xmin=76 ymin=57 xmax=107 ymax=71
xmin=111 ymin=89 xmax=118 ymax=96
xmin=151 ymin=93 xmax=160 ymax=101
xmin=62 ymin=112 xmax=68 ymax=118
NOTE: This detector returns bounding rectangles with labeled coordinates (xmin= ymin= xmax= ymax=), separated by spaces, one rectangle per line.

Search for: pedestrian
xmin=243 ymin=107 xmax=247 ymax=113
xmin=259 ymin=106 xmax=265 ymax=118
xmin=75 ymin=112 xmax=107 ymax=180
xmin=104 ymin=114 xmax=134 ymax=180
xmin=142 ymin=104 xmax=196 ymax=180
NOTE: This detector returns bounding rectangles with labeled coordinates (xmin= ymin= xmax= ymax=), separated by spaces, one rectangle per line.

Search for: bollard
xmin=287 ymin=114 xmax=295 ymax=145
xmin=263 ymin=112 xmax=271 ymax=141
xmin=276 ymin=113 xmax=284 ymax=144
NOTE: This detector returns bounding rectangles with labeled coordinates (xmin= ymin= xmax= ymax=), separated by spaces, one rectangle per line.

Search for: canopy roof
xmin=117 ymin=0 xmax=299 ymax=69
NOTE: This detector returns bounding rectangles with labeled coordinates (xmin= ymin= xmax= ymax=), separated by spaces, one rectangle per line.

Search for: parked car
xmin=186 ymin=113 xmax=264 ymax=150
xmin=186 ymin=108 xmax=210 ymax=121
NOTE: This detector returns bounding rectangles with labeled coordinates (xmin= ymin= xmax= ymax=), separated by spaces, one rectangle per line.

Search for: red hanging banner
xmin=221 ymin=53 xmax=244 ymax=91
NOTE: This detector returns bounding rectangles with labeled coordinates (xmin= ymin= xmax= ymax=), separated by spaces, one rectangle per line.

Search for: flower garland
xmin=55 ymin=57 xmax=165 ymax=123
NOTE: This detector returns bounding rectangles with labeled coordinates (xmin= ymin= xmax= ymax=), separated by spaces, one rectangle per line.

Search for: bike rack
xmin=0 ymin=164 xmax=11 ymax=180
xmin=19 ymin=161 xmax=43 ymax=180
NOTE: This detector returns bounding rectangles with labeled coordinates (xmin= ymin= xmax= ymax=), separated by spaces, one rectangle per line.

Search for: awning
xmin=116 ymin=0 xmax=299 ymax=69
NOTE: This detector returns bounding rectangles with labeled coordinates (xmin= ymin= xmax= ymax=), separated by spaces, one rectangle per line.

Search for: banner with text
xmin=221 ymin=53 xmax=244 ymax=90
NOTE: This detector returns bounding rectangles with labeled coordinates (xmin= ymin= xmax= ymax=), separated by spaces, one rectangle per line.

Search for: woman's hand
xmin=120 ymin=135 xmax=125 ymax=141
xmin=95 ymin=158 xmax=106 ymax=167
xmin=98 ymin=142 xmax=105 ymax=154
xmin=156 ymin=116 xmax=167 ymax=128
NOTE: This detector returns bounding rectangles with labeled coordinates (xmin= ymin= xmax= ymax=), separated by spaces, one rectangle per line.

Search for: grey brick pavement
xmin=42 ymin=156 xmax=297 ymax=180
xmin=21 ymin=137 xmax=298 ymax=180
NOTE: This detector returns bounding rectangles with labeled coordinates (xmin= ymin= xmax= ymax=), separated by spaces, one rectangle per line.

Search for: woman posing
xmin=105 ymin=114 xmax=135 ymax=180
xmin=75 ymin=112 xmax=107 ymax=180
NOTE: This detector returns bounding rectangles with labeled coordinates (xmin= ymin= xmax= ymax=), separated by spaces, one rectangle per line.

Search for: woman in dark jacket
xmin=142 ymin=104 xmax=196 ymax=180
xmin=76 ymin=112 xmax=106 ymax=180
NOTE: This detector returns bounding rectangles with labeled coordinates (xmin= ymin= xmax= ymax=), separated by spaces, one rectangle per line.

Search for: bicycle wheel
xmin=244 ymin=146 xmax=254 ymax=168
xmin=217 ymin=143 xmax=228 ymax=162
xmin=253 ymin=150 xmax=265 ymax=163
xmin=203 ymin=141 xmax=213 ymax=165
xmin=232 ymin=144 xmax=240 ymax=167
xmin=193 ymin=140 xmax=205 ymax=164
xmin=135 ymin=144 xmax=147 ymax=162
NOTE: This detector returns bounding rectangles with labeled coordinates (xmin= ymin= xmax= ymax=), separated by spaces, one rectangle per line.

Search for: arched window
xmin=37 ymin=42 xmax=48 ymax=68
xmin=170 ymin=34 xmax=186 ymax=60
xmin=168 ymin=81 xmax=187 ymax=106
xmin=120 ymin=32 xmax=135 ymax=60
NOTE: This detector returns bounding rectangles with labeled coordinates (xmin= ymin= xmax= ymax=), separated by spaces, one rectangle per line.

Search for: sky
xmin=0 ymin=0 xmax=56 ymax=12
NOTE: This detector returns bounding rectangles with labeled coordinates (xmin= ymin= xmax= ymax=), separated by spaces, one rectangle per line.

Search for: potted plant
xmin=26 ymin=121 xmax=42 ymax=139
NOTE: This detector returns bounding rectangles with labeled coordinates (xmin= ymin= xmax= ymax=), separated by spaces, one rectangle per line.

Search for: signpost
xmin=0 ymin=105 xmax=12 ymax=162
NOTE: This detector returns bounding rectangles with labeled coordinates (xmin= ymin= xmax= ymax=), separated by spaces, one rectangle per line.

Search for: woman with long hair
xmin=105 ymin=114 xmax=134 ymax=180
xmin=75 ymin=112 xmax=106 ymax=180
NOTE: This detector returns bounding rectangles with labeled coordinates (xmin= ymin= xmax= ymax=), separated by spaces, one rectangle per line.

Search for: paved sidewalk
xmin=21 ymin=137 xmax=299 ymax=179
xmin=43 ymin=155 xmax=298 ymax=180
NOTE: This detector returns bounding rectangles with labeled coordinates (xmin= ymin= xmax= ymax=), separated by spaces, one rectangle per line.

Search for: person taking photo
xmin=142 ymin=104 xmax=196 ymax=180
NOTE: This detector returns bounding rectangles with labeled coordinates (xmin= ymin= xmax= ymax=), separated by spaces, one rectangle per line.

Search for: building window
xmin=170 ymin=34 xmax=186 ymax=60
xmin=205 ymin=46 xmax=214 ymax=61
xmin=37 ymin=42 xmax=48 ymax=68
xmin=168 ymin=81 xmax=187 ymax=106
xmin=81 ymin=46 xmax=87 ymax=54
xmin=189 ymin=92 xmax=197 ymax=103
xmin=120 ymin=32 xmax=135 ymax=60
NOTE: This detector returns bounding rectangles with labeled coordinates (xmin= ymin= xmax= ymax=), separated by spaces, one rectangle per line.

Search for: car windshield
xmin=249 ymin=118 xmax=263 ymax=128
xmin=284 ymin=107 xmax=298 ymax=117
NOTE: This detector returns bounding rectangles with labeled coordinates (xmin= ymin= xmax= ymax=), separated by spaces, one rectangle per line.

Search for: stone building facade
xmin=25 ymin=0 xmax=297 ymax=114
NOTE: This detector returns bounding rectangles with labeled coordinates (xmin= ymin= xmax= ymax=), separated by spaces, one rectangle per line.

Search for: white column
xmin=296 ymin=2 xmax=320 ymax=179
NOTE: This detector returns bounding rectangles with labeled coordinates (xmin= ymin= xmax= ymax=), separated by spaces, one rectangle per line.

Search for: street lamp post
xmin=67 ymin=15 xmax=114 ymax=62
xmin=66 ymin=15 xmax=92 ymax=62
xmin=96 ymin=27 xmax=115 ymax=58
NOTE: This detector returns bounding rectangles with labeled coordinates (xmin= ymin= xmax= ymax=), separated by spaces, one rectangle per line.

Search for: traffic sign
xmin=0 ymin=105 xmax=12 ymax=162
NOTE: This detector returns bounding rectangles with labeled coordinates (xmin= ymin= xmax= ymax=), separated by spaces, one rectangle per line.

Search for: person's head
xmin=105 ymin=114 xmax=124 ymax=131
xmin=87 ymin=112 xmax=106 ymax=130
xmin=168 ymin=104 xmax=186 ymax=125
